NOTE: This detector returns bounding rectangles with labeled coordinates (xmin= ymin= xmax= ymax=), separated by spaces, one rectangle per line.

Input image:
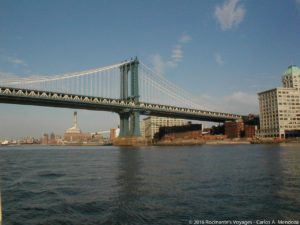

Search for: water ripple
xmin=1 ymin=145 xmax=300 ymax=224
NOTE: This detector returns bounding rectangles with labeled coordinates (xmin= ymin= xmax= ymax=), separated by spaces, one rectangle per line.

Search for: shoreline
xmin=1 ymin=139 xmax=299 ymax=147
xmin=154 ymin=138 xmax=300 ymax=146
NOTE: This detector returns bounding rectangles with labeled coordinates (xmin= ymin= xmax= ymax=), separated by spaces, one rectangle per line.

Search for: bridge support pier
xmin=115 ymin=57 xmax=146 ymax=145
xmin=130 ymin=111 xmax=140 ymax=136
xmin=118 ymin=57 xmax=141 ymax=138
xmin=119 ymin=113 xmax=130 ymax=137
xmin=118 ymin=111 xmax=141 ymax=137
xmin=116 ymin=110 xmax=146 ymax=146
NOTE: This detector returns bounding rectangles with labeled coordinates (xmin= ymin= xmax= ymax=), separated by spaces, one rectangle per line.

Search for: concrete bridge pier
xmin=116 ymin=111 xmax=146 ymax=146
xmin=129 ymin=111 xmax=141 ymax=137
xmin=118 ymin=111 xmax=141 ymax=138
xmin=119 ymin=112 xmax=130 ymax=137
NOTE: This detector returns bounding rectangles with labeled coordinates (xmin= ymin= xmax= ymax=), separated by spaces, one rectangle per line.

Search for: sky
xmin=0 ymin=0 xmax=299 ymax=139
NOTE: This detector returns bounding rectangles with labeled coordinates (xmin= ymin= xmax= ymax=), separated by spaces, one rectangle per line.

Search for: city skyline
xmin=0 ymin=0 xmax=299 ymax=138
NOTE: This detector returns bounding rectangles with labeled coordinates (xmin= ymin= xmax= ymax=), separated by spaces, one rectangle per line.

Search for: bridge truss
xmin=0 ymin=58 xmax=242 ymax=137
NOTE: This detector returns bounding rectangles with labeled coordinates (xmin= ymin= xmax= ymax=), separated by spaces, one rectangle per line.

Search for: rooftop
xmin=283 ymin=65 xmax=300 ymax=76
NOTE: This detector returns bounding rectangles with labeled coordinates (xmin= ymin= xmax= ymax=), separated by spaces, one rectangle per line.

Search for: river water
xmin=0 ymin=144 xmax=300 ymax=225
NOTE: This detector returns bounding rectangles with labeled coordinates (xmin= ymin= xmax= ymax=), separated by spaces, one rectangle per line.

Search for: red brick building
xmin=224 ymin=121 xmax=244 ymax=138
xmin=244 ymin=125 xmax=256 ymax=138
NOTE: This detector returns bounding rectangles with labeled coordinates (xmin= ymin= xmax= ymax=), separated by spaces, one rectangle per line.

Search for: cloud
xmin=0 ymin=70 xmax=48 ymax=85
xmin=0 ymin=53 xmax=32 ymax=75
xmin=2 ymin=55 xmax=28 ymax=68
xmin=150 ymin=54 xmax=165 ymax=75
xmin=151 ymin=33 xmax=192 ymax=74
xmin=166 ymin=34 xmax=191 ymax=68
xmin=171 ymin=45 xmax=183 ymax=63
xmin=0 ymin=71 xmax=19 ymax=80
xmin=196 ymin=91 xmax=258 ymax=115
xmin=0 ymin=53 xmax=29 ymax=73
xmin=214 ymin=0 xmax=246 ymax=31
xmin=215 ymin=52 xmax=224 ymax=65
xmin=224 ymin=91 xmax=256 ymax=105
xmin=6 ymin=56 xmax=28 ymax=67
xmin=179 ymin=34 xmax=192 ymax=44
xmin=221 ymin=91 xmax=258 ymax=114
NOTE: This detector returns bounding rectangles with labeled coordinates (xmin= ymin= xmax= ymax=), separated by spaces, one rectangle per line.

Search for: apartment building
xmin=258 ymin=65 xmax=300 ymax=138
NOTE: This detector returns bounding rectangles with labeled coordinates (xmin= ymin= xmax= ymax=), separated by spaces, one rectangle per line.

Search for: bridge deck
xmin=0 ymin=86 xmax=242 ymax=122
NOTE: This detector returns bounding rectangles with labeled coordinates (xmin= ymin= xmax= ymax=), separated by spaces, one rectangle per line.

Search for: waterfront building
xmin=41 ymin=133 xmax=49 ymax=145
xmin=258 ymin=65 xmax=300 ymax=138
xmin=46 ymin=132 xmax=61 ymax=145
xmin=244 ymin=125 xmax=256 ymax=138
xmin=224 ymin=120 xmax=244 ymax=138
xmin=140 ymin=121 xmax=145 ymax=138
xmin=142 ymin=116 xmax=186 ymax=140
xmin=90 ymin=132 xmax=105 ymax=144
xmin=156 ymin=124 xmax=202 ymax=140
xmin=64 ymin=112 xmax=91 ymax=143
xmin=49 ymin=132 xmax=55 ymax=144
xmin=110 ymin=128 xmax=120 ymax=140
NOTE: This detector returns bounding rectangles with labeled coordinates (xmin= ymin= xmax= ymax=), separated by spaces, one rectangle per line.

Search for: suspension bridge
xmin=0 ymin=57 xmax=242 ymax=137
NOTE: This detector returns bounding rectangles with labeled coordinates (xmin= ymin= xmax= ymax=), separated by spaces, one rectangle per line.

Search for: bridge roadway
xmin=0 ymin=86 xmax=242 ymax=122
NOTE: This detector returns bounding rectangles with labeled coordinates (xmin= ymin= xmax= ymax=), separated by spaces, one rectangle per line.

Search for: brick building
xmin=224 ymin=121 xmax=244 ymax=138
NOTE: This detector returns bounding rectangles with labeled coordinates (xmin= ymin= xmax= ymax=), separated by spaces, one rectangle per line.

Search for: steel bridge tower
xmin=118 ymin=57 xmax=141 ymax=137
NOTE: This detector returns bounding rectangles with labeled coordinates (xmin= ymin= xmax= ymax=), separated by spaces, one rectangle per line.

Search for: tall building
xmin=142 ymin=116 xmax=186 ymax=140
xmin=258 ymin=65 xmax=300 ymax=138
xmin=65 ymin=111 xmax=81 ymax=135
xmin=64 ymin=111 xmax=90 ymax=142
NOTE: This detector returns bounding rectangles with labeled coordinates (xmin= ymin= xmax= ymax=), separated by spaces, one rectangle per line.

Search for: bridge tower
xmin=119 ymin=57 xmax=141 ymax=137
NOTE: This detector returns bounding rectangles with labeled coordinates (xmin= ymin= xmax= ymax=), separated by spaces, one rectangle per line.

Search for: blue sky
xmin=0 ymin=0 xmax=299 ymax=138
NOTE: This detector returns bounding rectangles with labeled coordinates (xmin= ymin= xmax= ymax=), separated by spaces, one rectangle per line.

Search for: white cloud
xmin=171 ymin=45 xmax=183 ymax=62
xmin=0 ymin=71 xmax=19 ymax=80
xmin=197 ymin=91 xmax=258 ymax=115
xmin=215 ymin=52 xmax=224 ymax=65
xmin=0 ymin=70 xmax=47 ymax=84
xmin=166 ymin=60 xmax=178 ymax=68
xmin=150 ymin=54 xmax=165 ymax=75
xmin=8 ymin=57 xmax=27 ymax=67
xmin=3 ymin=56 xmax=28 ymax=68
xmin=214 ymin=0 xmax=246 ymax=31
xmin=151 ymin=33 xmax=192 ymax=74
xmin=179 ymin=34 xmax=192 ymax=43
xmin=0 ymin=53 xmax=29 ymax=74
xmin=224 ymin=91 xmax=256 ymax=104
xmin=222 ymin=91 xmax=258 ymax=114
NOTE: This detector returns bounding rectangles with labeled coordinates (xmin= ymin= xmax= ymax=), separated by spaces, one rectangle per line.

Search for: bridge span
xmin=0 ymin=86 xmax=242 ymax=123
xmin=0 ymin=58 xmax=243 ymax=137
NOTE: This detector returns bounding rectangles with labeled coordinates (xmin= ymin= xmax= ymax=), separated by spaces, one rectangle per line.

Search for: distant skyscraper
xmin=65 ymin=111 xmax=81 ymax=134
xmin=64 ymin=111 xmax=90 ymax=143
xmin=258 ymin=65 xmax=300 ymax=138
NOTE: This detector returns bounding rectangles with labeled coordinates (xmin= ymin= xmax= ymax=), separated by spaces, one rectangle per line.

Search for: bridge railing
xmin=0 ymin=86 xmax=242 ymax=121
